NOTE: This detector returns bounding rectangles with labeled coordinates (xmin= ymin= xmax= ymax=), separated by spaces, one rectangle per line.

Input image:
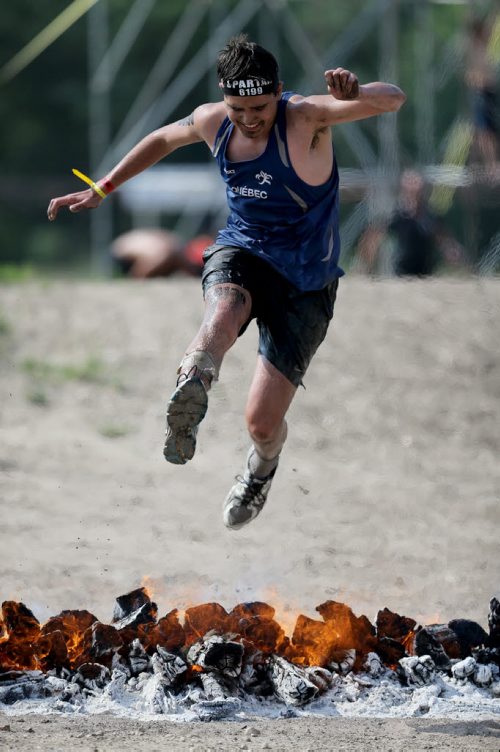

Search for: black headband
xmin=219 ymin=77 xmax=276 ymax=96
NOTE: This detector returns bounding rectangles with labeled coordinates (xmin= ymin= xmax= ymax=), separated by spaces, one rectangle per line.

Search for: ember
xmin=0 ymin=591 xmax=499 ymax=718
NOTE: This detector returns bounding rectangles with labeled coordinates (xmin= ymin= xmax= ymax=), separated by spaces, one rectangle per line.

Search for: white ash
xmin=127 ymin=639 xmax=151 ymax=676
xmin=364 ymin=652 xmax=384 ymax=678
xmin=452 ymin=657 xmax=494 ymax=687
xmin=151 ymin=646 xmax=187 ymax=685
xmin=268 ymin=656 xmax=319 ymax=706
xmin=1 ymin=652 xmax=499 ymax=722
xmin=399 ymin=655 xmax=436 ymax=686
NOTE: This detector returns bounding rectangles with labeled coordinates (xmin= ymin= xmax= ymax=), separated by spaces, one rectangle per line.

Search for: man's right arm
xmin=47 ymin=103 xmax=224 ymax=220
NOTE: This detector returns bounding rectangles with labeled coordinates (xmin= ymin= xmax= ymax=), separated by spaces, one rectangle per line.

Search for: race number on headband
xmin=220 ymin=78 xmax=276 ymax=96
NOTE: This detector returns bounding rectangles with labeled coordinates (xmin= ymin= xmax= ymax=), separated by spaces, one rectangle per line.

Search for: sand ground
xmin=1 ymin=713 xmax=500 ymax=751
xmin=1 ymin=276 xmax=499 ymax=748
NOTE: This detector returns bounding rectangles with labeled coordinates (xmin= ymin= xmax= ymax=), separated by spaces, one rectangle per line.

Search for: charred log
xmin=329 ymin=648 xmax=356 ymax=675
xmin=40 ymin=610 xmax=97 ymax=668
xmin=363 ymin=652 xmax=384 ymax=677
xmin=127 ymin=639 xmax=151 ymax=676
xmin=1 ymin=602 xmax=40 ymax=638
xmin=113 ymin=601 xmax=158 ymax=633
xmin=35 ymin=629 xmax=69 ymax=672
xmin=288 ymin=602 xmax=376 ymax=670
xmin=473 ymin=663 xmax=493 ymax=687
xmin=305 ymin=665 xmax=333 ymax=691
xmin=74 ymin=662 xmax=110 ymax=692
xmin=376 ymin=608 xmax=417 ymax=642
xmin=375 ymin=636 xmax=407 ymax=666
xmin=199 ymin=671 xmax=227 ymax=701
xmin=398 ymin=655 xmax=436 ymax=686
xmin=187 ymin=634 xmax=244 ymax=678
xmin=138 ymin=609 xmax=185 ymax=653
xmin=268 ymin=655 xmax=319 ymax=706
xmin=183 ymin=603 xmax=229 ymax=647
xmin=450 ymin=656 xmax=494 ymax=686
xmin=194 ymin=672 xmax=241 ymax=720
xmin=451 ymin=656 xmax=484 ymax=683
xmin=1 ymin=591 xmax=498 ymax=713
xmin=286 ymin=614 xmax=338 ymax=667
xmin=151 ymin=646 xmax=187 ymax=686
xmin=82 ymin=622 xmax=123 ymax=666
xmin=0 ymin=670 xmax=45 ymax=704
xmin=412 ymin=626 xmax=455 ymax=668
xmin=227 ymin=602 xmax=287 ymax=655
xmin=0 ymin=602 xmax=41 ymax=672
xmin=239 ymin=650 xmax=274 ymax=696
xmin=472 ymin=645 xmax=500 ymax=666
xmin=487 ymin=597 xmax=500 ymax=648
xmin=316 ymin=601 xmax=378 ymax=664
xmin=112 ymin=588 xmax=151 ymax=621
xmin=448 ymin=619 xmax=489 ymax=657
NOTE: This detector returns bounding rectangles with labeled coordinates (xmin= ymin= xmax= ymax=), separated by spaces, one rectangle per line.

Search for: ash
xmin=1 ymin=591 xmax=499 ymax=722
xmin=0 ymin=657 xmax=499 ymax=723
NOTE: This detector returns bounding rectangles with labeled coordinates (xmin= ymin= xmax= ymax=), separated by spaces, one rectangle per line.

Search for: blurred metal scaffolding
xmin=87 ymin=0 xmax=490 ymax=274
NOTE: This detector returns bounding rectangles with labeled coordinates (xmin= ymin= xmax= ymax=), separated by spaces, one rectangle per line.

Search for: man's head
xmin=217 ymin=34 xmax=282 ymax=138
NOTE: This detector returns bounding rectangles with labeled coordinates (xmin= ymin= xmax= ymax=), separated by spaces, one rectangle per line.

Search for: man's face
xmin=223 ymin=85 xmax=282 ymax=139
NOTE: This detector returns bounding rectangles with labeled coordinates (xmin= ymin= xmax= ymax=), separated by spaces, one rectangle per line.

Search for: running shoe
xmin=164 ymin=371 xmax=208 ymax=465
xmin=223 ymin=466 xmax=277 ymax=530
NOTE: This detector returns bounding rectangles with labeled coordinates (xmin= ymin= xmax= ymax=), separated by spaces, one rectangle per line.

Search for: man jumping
xmin=47 ymin=35 xmax=406 ymax=531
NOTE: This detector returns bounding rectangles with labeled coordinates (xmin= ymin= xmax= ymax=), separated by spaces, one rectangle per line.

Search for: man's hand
xmin=47 ymin=189 xmax=102 ymax=221
xmin=325 ymin=68 xmax=359 ymax=100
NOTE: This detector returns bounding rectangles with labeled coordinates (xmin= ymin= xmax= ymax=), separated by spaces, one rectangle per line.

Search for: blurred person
xmin=465 ymin=13 xmax=499 ymax=170
xmin=47 ymin=35 xmax=405 ymax=530
xmin=357 ymin=170 xmax=465 ymax=277
xmin=112 ymin=228 xmax=214 ymax=278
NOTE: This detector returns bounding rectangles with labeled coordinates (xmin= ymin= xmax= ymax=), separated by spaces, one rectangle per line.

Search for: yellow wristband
xmin=72 ymin=168 xmax=107 ymax=199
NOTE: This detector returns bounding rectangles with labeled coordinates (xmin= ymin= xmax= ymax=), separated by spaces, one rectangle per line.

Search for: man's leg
xmin=164 ymin=283 xmax=251 ymax=465
xmin=223 ymin=355 xmax=296 ymax=529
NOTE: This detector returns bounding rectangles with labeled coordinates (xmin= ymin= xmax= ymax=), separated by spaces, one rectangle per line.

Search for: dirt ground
xmin=1 ymin=713 xmax=500 ymax=751
xmin=1 ymin=276 xmax=499 ymax=748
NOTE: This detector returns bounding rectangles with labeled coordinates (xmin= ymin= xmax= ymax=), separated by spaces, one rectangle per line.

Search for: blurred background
xmin=0 ymin=0 xmax=499 ymax=280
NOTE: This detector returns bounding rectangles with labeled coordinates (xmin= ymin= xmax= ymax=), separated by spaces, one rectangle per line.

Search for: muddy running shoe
xmin=164 ymin=370 xmax=208 ymax=465
xmin=223 ymin=466 xmax=277 ymax=530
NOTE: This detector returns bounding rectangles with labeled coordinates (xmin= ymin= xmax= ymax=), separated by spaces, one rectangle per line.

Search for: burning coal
xmin=0 ymin=590 xmax=499 ymax=720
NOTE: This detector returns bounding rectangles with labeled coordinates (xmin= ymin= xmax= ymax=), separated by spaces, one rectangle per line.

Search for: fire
xmin=0 ymin=591 xmax=491 ymax=679
xmin=401 ymin=630 xmax=417 ymax=655
xmin=285 ymin=601 xmax=378 ymax=668
xmin=140 ymin=574 xmax=164 ymax=603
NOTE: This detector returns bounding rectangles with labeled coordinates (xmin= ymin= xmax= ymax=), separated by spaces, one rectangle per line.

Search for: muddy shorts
xmin=201 ymin=244 xmax=339 ymax=387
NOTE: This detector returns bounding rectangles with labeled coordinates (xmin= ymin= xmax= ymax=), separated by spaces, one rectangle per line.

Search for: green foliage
xmin=26 ymin=388 xmax=50 ymax=407
xmin=0 ymin=265 xmax=36 ymax=282
xmin=98 ymin=423 xmax=130 ymax=439
xmin=21 ymin=355 xmax=121 ymax=387
xmin=0 ymin=309 xmax=11 ymax=335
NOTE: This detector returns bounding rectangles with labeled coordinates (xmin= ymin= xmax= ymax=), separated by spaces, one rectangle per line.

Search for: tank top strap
xmin=273 ymin=92 xmax=294 ymax=169
xmin=212 ymin=116 xmax=233 ymax=158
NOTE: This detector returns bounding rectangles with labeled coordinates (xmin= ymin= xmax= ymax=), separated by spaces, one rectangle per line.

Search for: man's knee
xmin=246 ymin=409 xmax=285 ymax=446
xmin=203 ymin=284 xmax=251 ymax=337
xmin=205 ymin=284 xmax=250 ymax=315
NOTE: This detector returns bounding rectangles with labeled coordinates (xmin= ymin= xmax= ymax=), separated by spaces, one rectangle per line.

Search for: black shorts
xmin=201 ymin=245 xmax=339 ymax=387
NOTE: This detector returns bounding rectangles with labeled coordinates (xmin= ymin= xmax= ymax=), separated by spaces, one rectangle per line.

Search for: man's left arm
xmin=303 ymin=68 xmax=406 ymax=125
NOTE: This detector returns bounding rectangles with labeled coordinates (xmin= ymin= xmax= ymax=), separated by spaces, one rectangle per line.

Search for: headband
xmin=219 ymin=77 xmax=276 ymax=96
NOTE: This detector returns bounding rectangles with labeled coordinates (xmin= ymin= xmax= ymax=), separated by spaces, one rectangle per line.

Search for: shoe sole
xmin=164 ymin=378 xmax=208 ymax=465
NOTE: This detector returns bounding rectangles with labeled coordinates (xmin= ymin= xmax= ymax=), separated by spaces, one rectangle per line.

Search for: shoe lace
xmin=234 ymin=474 xmax=268 ymax=507
xmin=176 ymin=364 xmax=212 ymax=390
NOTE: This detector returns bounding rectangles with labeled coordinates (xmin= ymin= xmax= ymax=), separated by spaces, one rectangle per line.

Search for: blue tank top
xmin=212 ymin=92 xmax=343 ymax=291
